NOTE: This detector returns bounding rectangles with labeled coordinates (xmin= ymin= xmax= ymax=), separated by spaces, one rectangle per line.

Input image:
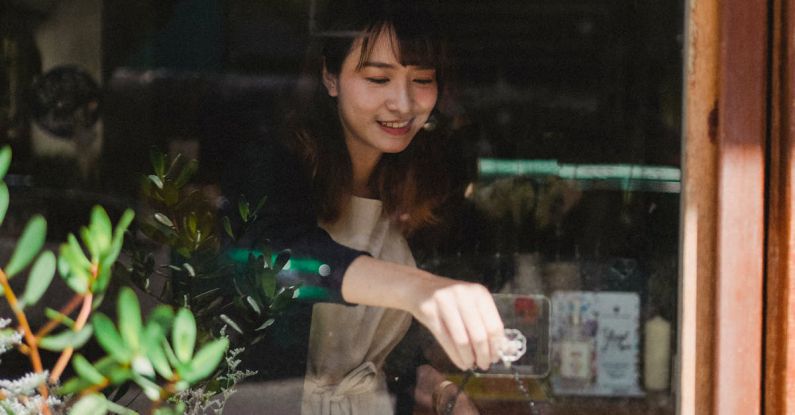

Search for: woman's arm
xmin=342 ymin=255 xmax=505 ymax=371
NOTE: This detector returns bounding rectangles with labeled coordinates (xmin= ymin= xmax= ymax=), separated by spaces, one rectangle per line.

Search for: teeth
xmin=380 ymin=120 xmax=410 ymax=129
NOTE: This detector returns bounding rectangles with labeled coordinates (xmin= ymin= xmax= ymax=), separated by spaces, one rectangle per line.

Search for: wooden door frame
xmin=765 ymin=0 xmax=795 ymax=413
xmin=681 ymin=0 xmax=768 ymax=414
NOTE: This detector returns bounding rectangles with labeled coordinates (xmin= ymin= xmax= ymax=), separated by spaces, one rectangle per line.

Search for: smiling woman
xmin=321 ymin=26 xmax=439 ymax=188
xmin=231 ymin=2 xmax=505 ymax=415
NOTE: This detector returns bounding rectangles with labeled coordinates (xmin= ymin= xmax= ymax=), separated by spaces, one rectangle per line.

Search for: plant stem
xmin=0 ymin=269 xmax=52 ymax=415
xmin=36 ymin=293 xmax=84 ymax=338
xmin=49 ymin=292 xmax=93 ymax=384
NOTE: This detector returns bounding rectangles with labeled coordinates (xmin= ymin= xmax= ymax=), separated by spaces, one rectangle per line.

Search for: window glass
xmin=1 ymin=0 xmax=682 ymax=413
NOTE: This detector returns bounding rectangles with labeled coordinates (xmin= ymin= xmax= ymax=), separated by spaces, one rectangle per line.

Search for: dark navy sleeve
xmin=226 ymin=136 xmax=368 ymax=304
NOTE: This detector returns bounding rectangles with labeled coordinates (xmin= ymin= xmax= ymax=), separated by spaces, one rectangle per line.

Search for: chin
xmin=378 ymin=140 xmax=413 ymax=154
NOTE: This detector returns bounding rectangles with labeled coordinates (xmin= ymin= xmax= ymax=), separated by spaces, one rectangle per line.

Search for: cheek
xmin=339 ymin=81 xmax=381 ymax=113
xmin=416 ymin=89 xmax=438 ymax=113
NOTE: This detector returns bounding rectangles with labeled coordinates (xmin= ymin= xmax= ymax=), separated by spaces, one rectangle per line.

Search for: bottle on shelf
xmin=559 ymin=299 xmax=595 ymax=388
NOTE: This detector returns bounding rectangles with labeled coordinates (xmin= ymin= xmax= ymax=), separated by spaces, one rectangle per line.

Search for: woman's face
xmin=322 ymin=28 xmax=438 ymax=163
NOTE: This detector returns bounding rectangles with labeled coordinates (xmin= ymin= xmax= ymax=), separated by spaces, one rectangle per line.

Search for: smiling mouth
xmin=378 ymin=120 xmax=411 ymax=129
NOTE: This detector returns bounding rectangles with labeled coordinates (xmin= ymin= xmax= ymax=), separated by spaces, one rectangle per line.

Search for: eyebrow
xmin=362 ymin=61 xmax=397 ymax=69
xmin=361 ymin=61 xmax=436 ymax=70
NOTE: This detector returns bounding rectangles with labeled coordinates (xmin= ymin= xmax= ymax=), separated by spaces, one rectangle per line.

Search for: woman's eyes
xmin=364 ymin=77 xmax=436 ymax=85
xmin=366 ymin=77 xmax=389 ymax=84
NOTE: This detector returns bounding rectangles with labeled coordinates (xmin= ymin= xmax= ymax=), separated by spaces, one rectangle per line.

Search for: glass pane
xmin=1 ymin=0 xmax=683 ymax=413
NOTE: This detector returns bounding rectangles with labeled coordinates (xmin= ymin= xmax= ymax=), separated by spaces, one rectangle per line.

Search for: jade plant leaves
xmin=0 ymin=146 xmax=11 ymax=180
xmin=72 ymin=353 xmax=106 ymax=385
xmin=5 ymin=215 xmax=46 ymax=278
xmin=90 ymin=205 xmax=113 ymax=255
xmin=21 ymin=250 xmax=56 ymax=307
xmin=92 ymin=313 xmax=132 ymax=363
xmin=68 ymin=393 xmax=108 ymax=415
xmin=0 ymin=182 xmax=8 ymax=228
xmin=178 ymin=337 xmax=229 ymax=383
xmin=38 ymin=326 xmax=93 ymax=351
xmin=118 ymin=287 xmax=142 ymax=350
xmin=172 ymin=308 xmax=196 ymax=362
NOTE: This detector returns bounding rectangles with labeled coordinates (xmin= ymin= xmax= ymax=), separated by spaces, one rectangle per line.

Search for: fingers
xmin=414 ymin=280 xmax=506 ymax=371
xmin=438 ymin=293 xmax=476 ymax=369
xmin=457 ymin=290 xmax=491 ymax=370
xmin=475 ymin=290 xmax=505 ymax=364
xmin=422 ymin=307 xmax=469 ymax=370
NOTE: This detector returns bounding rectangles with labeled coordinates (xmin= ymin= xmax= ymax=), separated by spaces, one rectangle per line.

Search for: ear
xmin=322 ymin=62 xmax=339 ymax=97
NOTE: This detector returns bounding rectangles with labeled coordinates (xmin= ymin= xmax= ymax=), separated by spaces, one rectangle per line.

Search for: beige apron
xmin=301 ymin=196 xmax=414 ymax=415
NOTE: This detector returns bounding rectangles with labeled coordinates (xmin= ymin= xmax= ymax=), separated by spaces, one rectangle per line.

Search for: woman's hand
xmin=341 ymin=256 xmax=505 ymax=371
xmin=408 ymin=277 xmax=505 ymax=371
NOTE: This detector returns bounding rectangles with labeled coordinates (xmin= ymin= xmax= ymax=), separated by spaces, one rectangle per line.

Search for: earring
xmin=422 ymin=113 xmax=438 ymax=131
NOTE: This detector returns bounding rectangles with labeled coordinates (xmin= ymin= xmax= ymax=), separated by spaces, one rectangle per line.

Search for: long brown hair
xmin=285 ymin=2 xmax=451 ymax=236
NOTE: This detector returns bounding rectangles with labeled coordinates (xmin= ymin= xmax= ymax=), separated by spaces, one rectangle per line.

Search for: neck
xmin=351 ymin=152 xmax=381 ymax=198
xmin=345 ymin=138 xmax=382 ymax=198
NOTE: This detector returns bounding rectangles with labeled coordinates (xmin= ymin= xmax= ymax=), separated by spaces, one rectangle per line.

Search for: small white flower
xmin=0 ymin=371 xmax=49 ymax=396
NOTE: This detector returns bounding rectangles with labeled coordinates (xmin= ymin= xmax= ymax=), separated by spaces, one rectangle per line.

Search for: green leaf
xmin=1 ymin=399 xmax=17 ymax=415
xmin=5 ymin=215 xmax=46 ymax=278
xmin=90 ymin=206 xmax=112 ymax=253
xmin=132 ymin=372 xmax=162 ymax=400
xmin=219 ymin=314 xmax=243 ymax=335
xmin=161 ymin=337 xmax=181 ymax=370
xmin=104 ymin=400 xmax=139 ymax=415
xmin=172 ymin=308 xmax=196 ymax=362
xmin=174 ymin=159 xmax=198 ymax=189
xmin=21 ymin=251 xmax=56 ymax=307
xmin=0 ymin=182 xmax=9 ymax=228
xmin=92 ymin=313 xmax=132 ymax=363
xmin=45 ymin=307 xmax=76 ymax=330
xmin=179 ymin=337 xmax=229 ymax=383
xmin=66 ymin=233 xmax=91 ymax=268
xmin=143 ymin=324 xmax=173 ymax=379
xmin=245 ymin=296 xmax=261 ymax=315
xmin=255 ymin=318 xmax=275 ymax=332
xmin=153 ymin=406 xmax=179 ymax=415
xmin=38 ymin=326 xmax=93 ymax=351
xmin=165 ymin=153 xmax=183 ymax=178
xmin=80 ymin=226 xmax=99 ymax=260
xmin=69 ymin=393 xmax=108 ymax=415
xmin=261 ymin=271 xmax=276 ymax=299
xmin=0 ymin=146 xmax=11 ymax=180
xmin=59 ymin=235 xmax=91 ymax=294
xmin=182 ymin=263 xmax=195 ymax=277
xmin=107 ymin=209 xmax=135 ymax=263
xmin=93 ymin=259 xmax=112 ymax=294
xmin=222 ymin=216 xmax=234 ymax=239
xmin=153 ymin=213 xmax=174 ymax=229
xmin=238 ymin=196 xmax=250 ymax=222
xmin=94 ymin=355 xmax=134 ymax=384
xmin=57 ymin=376 xmax=93 ymax=396
xmin=273 ymin=250 xmax=291 ymax=272
xmin=72 ymin=353 xmax=106 ymax=385
xmin=132 ymin=354 xmax=155 ymax=378
xmin=147 ymin=175 xmax=163 ymax=190
xmin=149 ymin=149 xmax=165 ymax=177
xmin=104 ymin=399 xmax=139 ymax=415
xmin=146 ymin=305 xmax=174 ymax=335
xmin=118 ymin=287 xmax=142 ymax=350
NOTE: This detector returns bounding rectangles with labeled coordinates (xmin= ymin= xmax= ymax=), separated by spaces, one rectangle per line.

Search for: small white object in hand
xmin=498 ymin=328 xmax=527 ymax=368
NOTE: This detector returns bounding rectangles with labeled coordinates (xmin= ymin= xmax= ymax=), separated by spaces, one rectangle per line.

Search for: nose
xmin=385 ymin=80 xmax=412 ymax=116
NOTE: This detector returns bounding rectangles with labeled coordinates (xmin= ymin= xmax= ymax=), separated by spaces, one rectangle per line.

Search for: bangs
xmin=355 ymin=21 xmax=443 ymax=71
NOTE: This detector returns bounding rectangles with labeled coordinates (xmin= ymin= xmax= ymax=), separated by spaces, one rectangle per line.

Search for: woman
xmin=238 ymin=3 xmax=506 ymax=414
